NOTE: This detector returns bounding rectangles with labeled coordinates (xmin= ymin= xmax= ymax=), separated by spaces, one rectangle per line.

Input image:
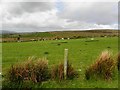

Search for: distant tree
xmin=17 ymin=35 xmax=21 ymax=41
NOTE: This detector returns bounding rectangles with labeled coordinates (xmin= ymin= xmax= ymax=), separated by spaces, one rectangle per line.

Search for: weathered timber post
xmin=64 ymin=49 xmax=68 ymax=79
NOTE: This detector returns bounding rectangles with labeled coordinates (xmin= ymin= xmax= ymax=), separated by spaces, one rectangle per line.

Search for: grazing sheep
xmin=67 ymin=38 xmax=70 ymax=40
xmin=62 ymin=38 xmax=64 ymax=40
xmin=91 ymin=38 xmax=94 ymax=40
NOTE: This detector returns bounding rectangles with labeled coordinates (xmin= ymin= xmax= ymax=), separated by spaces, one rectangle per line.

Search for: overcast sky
xmin=0 ymin=0 xmax=118 ymax=32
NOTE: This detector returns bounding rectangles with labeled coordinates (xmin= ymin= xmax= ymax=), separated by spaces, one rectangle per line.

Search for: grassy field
xmin=2 ymin=37 xmax=118 ymax=88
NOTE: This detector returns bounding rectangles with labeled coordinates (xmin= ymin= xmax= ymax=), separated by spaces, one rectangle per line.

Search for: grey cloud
xmin=3 ymin=2 xmax=55 ymax=16
xmin=20 ymin=2 xmax=55 ymax=12
xmin=58 ymin=2 xmax=117 ymax=25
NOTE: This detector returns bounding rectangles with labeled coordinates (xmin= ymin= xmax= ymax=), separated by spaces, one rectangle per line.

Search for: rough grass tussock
xmin=85 ymin=50 xmax=115 ymax=80
xmin=51 ymin=62 xmax=77 ymax=80
xmin=7 ymin=57 xmax=50 ymax=83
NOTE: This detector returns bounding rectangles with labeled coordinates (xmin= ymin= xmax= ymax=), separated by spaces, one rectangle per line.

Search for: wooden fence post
xmin=64 ymin=49 xmax=68 ymax=79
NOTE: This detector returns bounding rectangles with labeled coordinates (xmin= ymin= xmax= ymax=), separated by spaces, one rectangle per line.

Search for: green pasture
xmin=2 ymin=37 xmax=118 ymax=88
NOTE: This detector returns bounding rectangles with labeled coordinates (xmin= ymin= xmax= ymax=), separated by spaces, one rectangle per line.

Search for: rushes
xmin=8 ymin=65 xmax=24 ymax=83
xmin=85 ymin=50 xmax=115 ymax=80
xmin=7 ymin=56 xmax=77 ymax=84
xmin=32 ymin=59 xmax=49 ymax=83
xmin=67 ymin=63 xmax=77 ymax=79
xmin=7 ymin=57 xmax=49 ymax=83
xmin=51 ymin=63 xmax=64 ymax=80
xmin=51 ymin=62 xmax=77 ymax=80
xmin=8 ymin=58 xmax=77 ymax=83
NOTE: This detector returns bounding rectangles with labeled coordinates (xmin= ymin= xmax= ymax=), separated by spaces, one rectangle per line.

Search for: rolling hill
xmin=2 ymin=29 xmax=118 ymax=42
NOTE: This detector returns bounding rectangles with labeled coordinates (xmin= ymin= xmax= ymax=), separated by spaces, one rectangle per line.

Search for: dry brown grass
xmin=7 ymin=57 xmax=50 ymax=83
xmin=51 ymin=62 xmax=77 ymax=80
xmin=85 ymin=50 xmax=115 ymax=80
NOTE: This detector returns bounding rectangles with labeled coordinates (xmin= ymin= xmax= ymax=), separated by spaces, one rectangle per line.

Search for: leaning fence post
xmin=64 ymin=49 xmax=68 ymax=79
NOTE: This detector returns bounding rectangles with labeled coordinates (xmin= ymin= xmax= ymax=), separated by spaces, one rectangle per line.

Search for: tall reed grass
xmin=51 ymin=62 xmax=77 ymax=80
xmin=85 ymin=50 xmax=115 ymax=80
xmin=7 ymin=57 xmax=50 ymax=83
